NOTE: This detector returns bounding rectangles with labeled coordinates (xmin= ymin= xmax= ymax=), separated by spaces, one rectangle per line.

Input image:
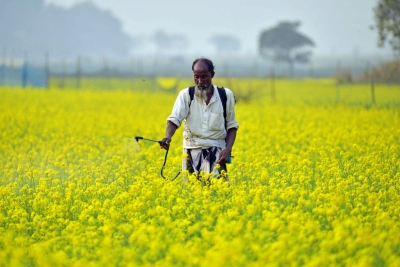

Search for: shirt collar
xmin=208 ymin=85 xmax=219 ymax=104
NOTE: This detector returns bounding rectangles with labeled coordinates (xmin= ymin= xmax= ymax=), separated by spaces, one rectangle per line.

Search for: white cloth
xmin=167 ymin=86 xmax=239 ymax=149
xmin=182 ymin=147 xmax=229 ymax=182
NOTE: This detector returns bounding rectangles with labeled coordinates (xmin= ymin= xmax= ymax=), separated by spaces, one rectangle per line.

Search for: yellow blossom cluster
xmin=0 ymin=80 xmax=399 ymax=266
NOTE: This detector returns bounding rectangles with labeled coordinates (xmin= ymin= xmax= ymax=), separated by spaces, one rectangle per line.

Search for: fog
xmin=0 ymin=0 xmax=395 ymax=85
xmin=43 ymin=0 xmax=390 ymax=57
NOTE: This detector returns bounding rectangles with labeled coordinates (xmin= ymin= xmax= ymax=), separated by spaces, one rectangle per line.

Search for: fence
xmin=0 ymin=53 xmax=380 ymax=89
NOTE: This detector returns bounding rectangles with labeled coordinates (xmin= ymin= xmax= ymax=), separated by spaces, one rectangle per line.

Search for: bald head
xmin=192 ymin=58 xmax=215 ymax=74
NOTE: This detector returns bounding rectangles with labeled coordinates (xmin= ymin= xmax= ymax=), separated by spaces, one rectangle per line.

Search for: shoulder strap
xmin=188 ymin=86 xmax=227 ymax=127
xmin=188 ymin=86 xmax=195 ymax=108
xmin=217 ymin=87 xmax=227 ymax=129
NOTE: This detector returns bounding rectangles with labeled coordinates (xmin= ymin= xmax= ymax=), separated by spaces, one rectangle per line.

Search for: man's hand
xmin=217 ymin=128 xmax=237 ymax=164
xmin=162 ymin=121 xmax=178 ymax=150
xmin=160 ymin=137 xmax=171 ymax=150
xmin=217 ymin=147 xmax=232 ymax=164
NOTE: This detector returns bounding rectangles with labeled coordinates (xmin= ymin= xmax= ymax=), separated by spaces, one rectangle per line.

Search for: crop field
xmin=0 ymin=79 xmax=400 ymax=266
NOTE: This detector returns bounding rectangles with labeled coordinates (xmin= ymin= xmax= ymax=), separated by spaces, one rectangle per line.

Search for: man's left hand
xmin=217 ymin=147 xmax=232 ymax=164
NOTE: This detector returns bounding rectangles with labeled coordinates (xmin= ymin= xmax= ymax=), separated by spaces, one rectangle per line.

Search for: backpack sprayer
xmin=134 ymin=136 xmax=181 ymax=181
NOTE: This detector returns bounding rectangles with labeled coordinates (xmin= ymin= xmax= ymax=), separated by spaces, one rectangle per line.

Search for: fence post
xmin=130 ymin=57 xmax=135 ymax=89
xmin=76 ymin=55 xmax=81 ymax=89
xmin=103 ymin=56 xmax=109 ymax=89
xmin=61 ymin=58 xmax=66 ymax=89
xmin=10 ymin=54 xmax=14 ymax=86
xmin=45 ymin=52 xmax=49 ymax=89
xmin=22 ymin=53 xmax=28 ymax=88
xmin=137 ymin=58 xmax=142 ymax=80
xmin=371 ymin=77 xmax=376 ymax=105
xmin=270 ymin=67 xmax=276 ymax=103
xmin=366 ymin=61 xmax=376 ymax=106
xmin=1 ymin=47 xmax=5 ymax=86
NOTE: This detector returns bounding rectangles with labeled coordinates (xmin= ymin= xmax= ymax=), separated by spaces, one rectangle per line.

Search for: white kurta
xmin=167 ymin=86 xmax=239 ymax=149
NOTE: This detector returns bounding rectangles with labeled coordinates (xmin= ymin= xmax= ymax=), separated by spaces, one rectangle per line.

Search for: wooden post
xmin=366 ymin=61 xmax=376 ymax=105
xmin=76 ymin=55 xmax=81 ymax=89
xmin=137 ymin=58 xmax=142 ymax=78
xmin=9 ymin=53 xmax=14 ymax=86
xmin=152 ymin=54 xmax=158 ymax=91
xmin=1 ymin=47 xmax=5 ymax=86
xmin=130 ymin=57 xmax=135 ymax=90
xmin=371 ymin=77 xmax=376 ymax=105
xmin=22 ymin=52 xmax=28 ymax=88
xmin=103 ymin=56 xmax=109 ymax=89
xmin=61 ymin=58 xmax=66 ymax=89
xmin=270 ymin=67 xmax=276 ymax=103
xmin=45 ymin=52 xmax=49 ymax=89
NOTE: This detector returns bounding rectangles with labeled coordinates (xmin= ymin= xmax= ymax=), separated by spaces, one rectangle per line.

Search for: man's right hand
xmin=162 ymin=121 xmax=178 ymax=150
xmin=160 ymin=137 xmax=171 ymax=150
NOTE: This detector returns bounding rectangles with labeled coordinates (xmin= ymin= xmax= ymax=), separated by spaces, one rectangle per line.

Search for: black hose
xmin=160 ymin=148 xmax=181 ymax=181
xmin=135 ymin=136 xmax=180 ymax=181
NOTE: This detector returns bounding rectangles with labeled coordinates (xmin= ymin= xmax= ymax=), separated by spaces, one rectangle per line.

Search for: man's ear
xmin=211 ymin=71 xmax=215 ymax=78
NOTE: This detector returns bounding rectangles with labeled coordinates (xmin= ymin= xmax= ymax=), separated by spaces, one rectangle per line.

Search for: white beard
xmin=195 ymin=85 xmax=213 ymax=102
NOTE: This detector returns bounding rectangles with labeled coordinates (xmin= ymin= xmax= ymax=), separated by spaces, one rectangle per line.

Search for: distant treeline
xmin=0 ymin=0 xmax=130 ymax=58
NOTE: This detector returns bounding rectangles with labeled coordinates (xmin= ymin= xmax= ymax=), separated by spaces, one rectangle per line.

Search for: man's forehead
xmin=193 ymin=61 xmax=210 ymax=72
xmin=193 ymin=69 xmax=211 ymax=74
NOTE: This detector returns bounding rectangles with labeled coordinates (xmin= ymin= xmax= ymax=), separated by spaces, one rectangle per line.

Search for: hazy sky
xmin=44 ymin=0 xmax=391 ymax=57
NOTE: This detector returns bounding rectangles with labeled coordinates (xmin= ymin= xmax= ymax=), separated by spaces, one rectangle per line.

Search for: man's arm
xmin=161 ymin=121 xmax=178 ymax=149
xmin=217 ymin=128 xmax=237 ymax=164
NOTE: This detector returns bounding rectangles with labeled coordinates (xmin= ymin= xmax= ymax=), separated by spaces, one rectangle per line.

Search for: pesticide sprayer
xmin=135 ymin=136 xmax=181 ymax=181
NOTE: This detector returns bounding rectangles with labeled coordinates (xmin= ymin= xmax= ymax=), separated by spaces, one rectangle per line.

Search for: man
xmin=161 ymin=58 xmax=239 ymax=182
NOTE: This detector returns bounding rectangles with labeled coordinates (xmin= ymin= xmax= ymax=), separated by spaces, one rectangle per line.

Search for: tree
xmin=373 ymin=0 xmax=400 ymax=55
xmin=259 ymin=21 xmax=315 ymax=77
xmin=0 ymin=0 xmax=131 ymax=58
xmin=209 ymin=35 xmax=241 ymax=55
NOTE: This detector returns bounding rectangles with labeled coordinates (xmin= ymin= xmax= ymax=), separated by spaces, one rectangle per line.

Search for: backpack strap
xmin=188 ymin=86 xmax=195 ymax=108
xmin=188 ymin=86 xmax=227 ymax=129
xmin=217 ymin=87 xmax=227 ymax=129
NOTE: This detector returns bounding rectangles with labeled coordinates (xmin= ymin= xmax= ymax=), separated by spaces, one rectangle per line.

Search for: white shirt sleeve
xmin=167 ymin=88 xmax=190 ymax=127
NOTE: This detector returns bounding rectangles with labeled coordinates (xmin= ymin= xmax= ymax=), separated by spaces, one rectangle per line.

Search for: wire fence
xmin=0 ymin=54 xmax=383 ymax=89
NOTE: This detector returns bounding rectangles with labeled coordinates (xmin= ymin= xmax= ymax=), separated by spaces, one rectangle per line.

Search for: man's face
xmin=193 ymin=61 xmax=214 ymax=90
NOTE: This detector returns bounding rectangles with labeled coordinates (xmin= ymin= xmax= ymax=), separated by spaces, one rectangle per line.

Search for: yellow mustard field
xmin=0 ymin=79 xmax=400 ymax=266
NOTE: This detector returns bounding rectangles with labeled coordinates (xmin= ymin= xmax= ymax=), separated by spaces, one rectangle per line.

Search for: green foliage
xmin=374 ymin=0 xmax=400 ymax=54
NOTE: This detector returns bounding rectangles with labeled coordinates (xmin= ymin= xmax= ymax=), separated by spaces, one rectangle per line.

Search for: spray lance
xmin=134 ymin=136 xmax=181 ymax=181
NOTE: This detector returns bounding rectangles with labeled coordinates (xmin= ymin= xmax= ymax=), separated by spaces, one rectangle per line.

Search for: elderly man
xmin=161 ymin=58 xmax=239 ymax=182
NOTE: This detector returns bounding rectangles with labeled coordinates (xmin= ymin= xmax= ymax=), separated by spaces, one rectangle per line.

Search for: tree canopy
xmin=373 ymin=0 xmax=400 ymax=54
xmin=259 ymin=21 xmax=315 ymax=76
xmin=0 ymin=0 xmax=131 ymax=58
